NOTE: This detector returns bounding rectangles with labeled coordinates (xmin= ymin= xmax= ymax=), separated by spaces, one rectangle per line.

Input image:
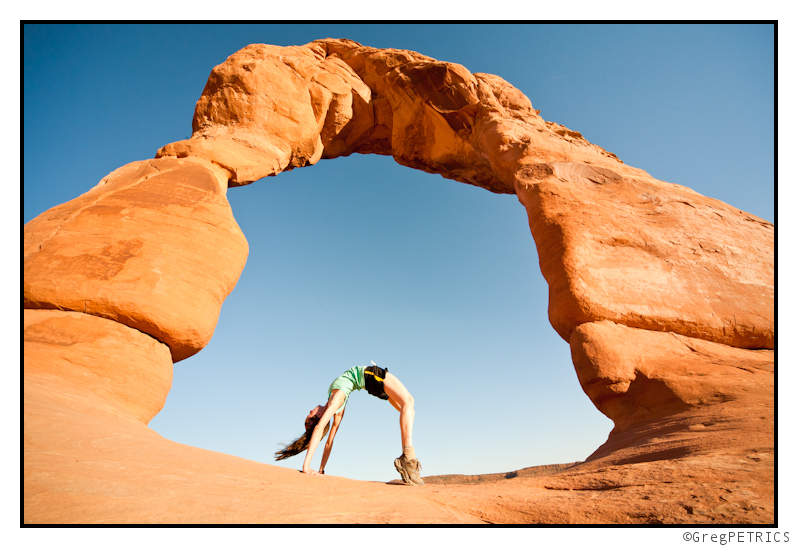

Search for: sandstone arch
xmin=24 ymin=39 xmax=774 ymax=523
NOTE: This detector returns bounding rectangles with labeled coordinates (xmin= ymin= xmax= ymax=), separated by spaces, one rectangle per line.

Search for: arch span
xmin=23 ymin=40 xmax=774 ymax=523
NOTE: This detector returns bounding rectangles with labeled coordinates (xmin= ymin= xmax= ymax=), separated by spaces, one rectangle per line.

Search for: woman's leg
xmin=383 ymin=372 xmax=424 ymax=485
xmin=382 ymin=373 xmax=415 ymax=451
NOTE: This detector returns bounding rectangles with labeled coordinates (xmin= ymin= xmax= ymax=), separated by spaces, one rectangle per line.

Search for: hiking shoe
xmin=394 ymin=454 xmax=425 ymax=486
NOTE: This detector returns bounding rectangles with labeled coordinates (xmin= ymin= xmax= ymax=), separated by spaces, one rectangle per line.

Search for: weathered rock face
xmin=156 ymin=39 xmax=626 ymax=195
xmin=158 ymin=39 xmax=774 ymax=353
xmin=23 ymin=38 xmax=774 ymax=523
xmin=24 ymin=309 xmax=172 ymax=424
xmin=570 ymin=321 xmax=773 ymax=456
xmin=24 ymin=157 xmax=248 ymax=362
xmin=516 ymin=165 xmax=774 ymax=350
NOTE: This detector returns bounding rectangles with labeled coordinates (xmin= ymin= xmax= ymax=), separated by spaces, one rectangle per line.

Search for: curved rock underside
xmin=24 ymin=39 xmax=774 ymax=524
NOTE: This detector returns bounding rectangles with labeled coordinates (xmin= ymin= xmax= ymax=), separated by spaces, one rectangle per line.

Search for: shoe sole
xmin=394 ymin=457 xmax=424 ymax=486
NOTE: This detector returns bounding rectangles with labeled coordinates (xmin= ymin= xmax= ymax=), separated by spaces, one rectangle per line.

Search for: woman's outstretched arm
xmin=319 ymin=406 xmax=345 ymax=473
xmin=302 ymin=390 xmax=345 ymax=475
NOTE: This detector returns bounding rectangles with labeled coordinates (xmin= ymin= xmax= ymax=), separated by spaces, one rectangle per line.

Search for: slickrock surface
xmin=24 ymin=359 xmax=773 ymax=524
xmin=23 ymin=39 xmax=774 ymax=524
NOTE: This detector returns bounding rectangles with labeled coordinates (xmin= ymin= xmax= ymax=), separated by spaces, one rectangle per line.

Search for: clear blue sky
xmin=24 ymin=24 xmax=774 ymax=482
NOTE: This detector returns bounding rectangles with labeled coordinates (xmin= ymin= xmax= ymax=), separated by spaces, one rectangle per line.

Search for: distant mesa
xmin=24 ymin=39 xmax=774 ymax=524
xmin=398 ymin=462 xmax=583 ymax=485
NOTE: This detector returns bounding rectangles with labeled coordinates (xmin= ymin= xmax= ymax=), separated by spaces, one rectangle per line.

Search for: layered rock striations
xmin=24 ymin=39 xmax=774 ymax=523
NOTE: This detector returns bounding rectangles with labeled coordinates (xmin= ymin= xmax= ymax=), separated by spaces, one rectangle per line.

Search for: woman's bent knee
xmin=399 ymin=395 xmax=414 ymax=415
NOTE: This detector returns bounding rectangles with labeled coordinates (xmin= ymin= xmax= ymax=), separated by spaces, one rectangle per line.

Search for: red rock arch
xmin=23 ymin=40 xmax=774 ymax=523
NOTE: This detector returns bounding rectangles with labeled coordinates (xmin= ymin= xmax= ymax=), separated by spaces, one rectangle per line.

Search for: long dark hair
xmin=274 ymin=414 xmax=331 ymax=461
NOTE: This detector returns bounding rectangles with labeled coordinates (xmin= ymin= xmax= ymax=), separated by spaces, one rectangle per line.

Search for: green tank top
xmin=327 ymin=366 xmax=366 ymax=414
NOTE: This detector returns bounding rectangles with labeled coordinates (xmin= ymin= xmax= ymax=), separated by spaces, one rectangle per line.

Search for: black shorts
xmin=364 ymin=365 xmax=390 ymax=400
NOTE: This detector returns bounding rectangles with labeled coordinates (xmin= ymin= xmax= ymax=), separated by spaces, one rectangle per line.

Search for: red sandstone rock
xmin=24 ymin=309 xmax=172 ymax=424
xmin=24 ymin=361 xmax=773 ymax=524
xmin=23 ymin=157 xmax=249 ymax=361
xmin=157 ymin=39 xmax=774 ymax=351
xmin=157 ymin=42 xmax=376 ymax=184
xmin=516 ymin=164 xmax=774 ymax=350
xmin=570 ymin=320 xmax=774 ymax=459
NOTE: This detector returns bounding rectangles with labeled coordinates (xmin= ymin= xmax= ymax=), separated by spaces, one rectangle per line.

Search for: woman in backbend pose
xmin=275 ymin=362 xmax=424 ymax=486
